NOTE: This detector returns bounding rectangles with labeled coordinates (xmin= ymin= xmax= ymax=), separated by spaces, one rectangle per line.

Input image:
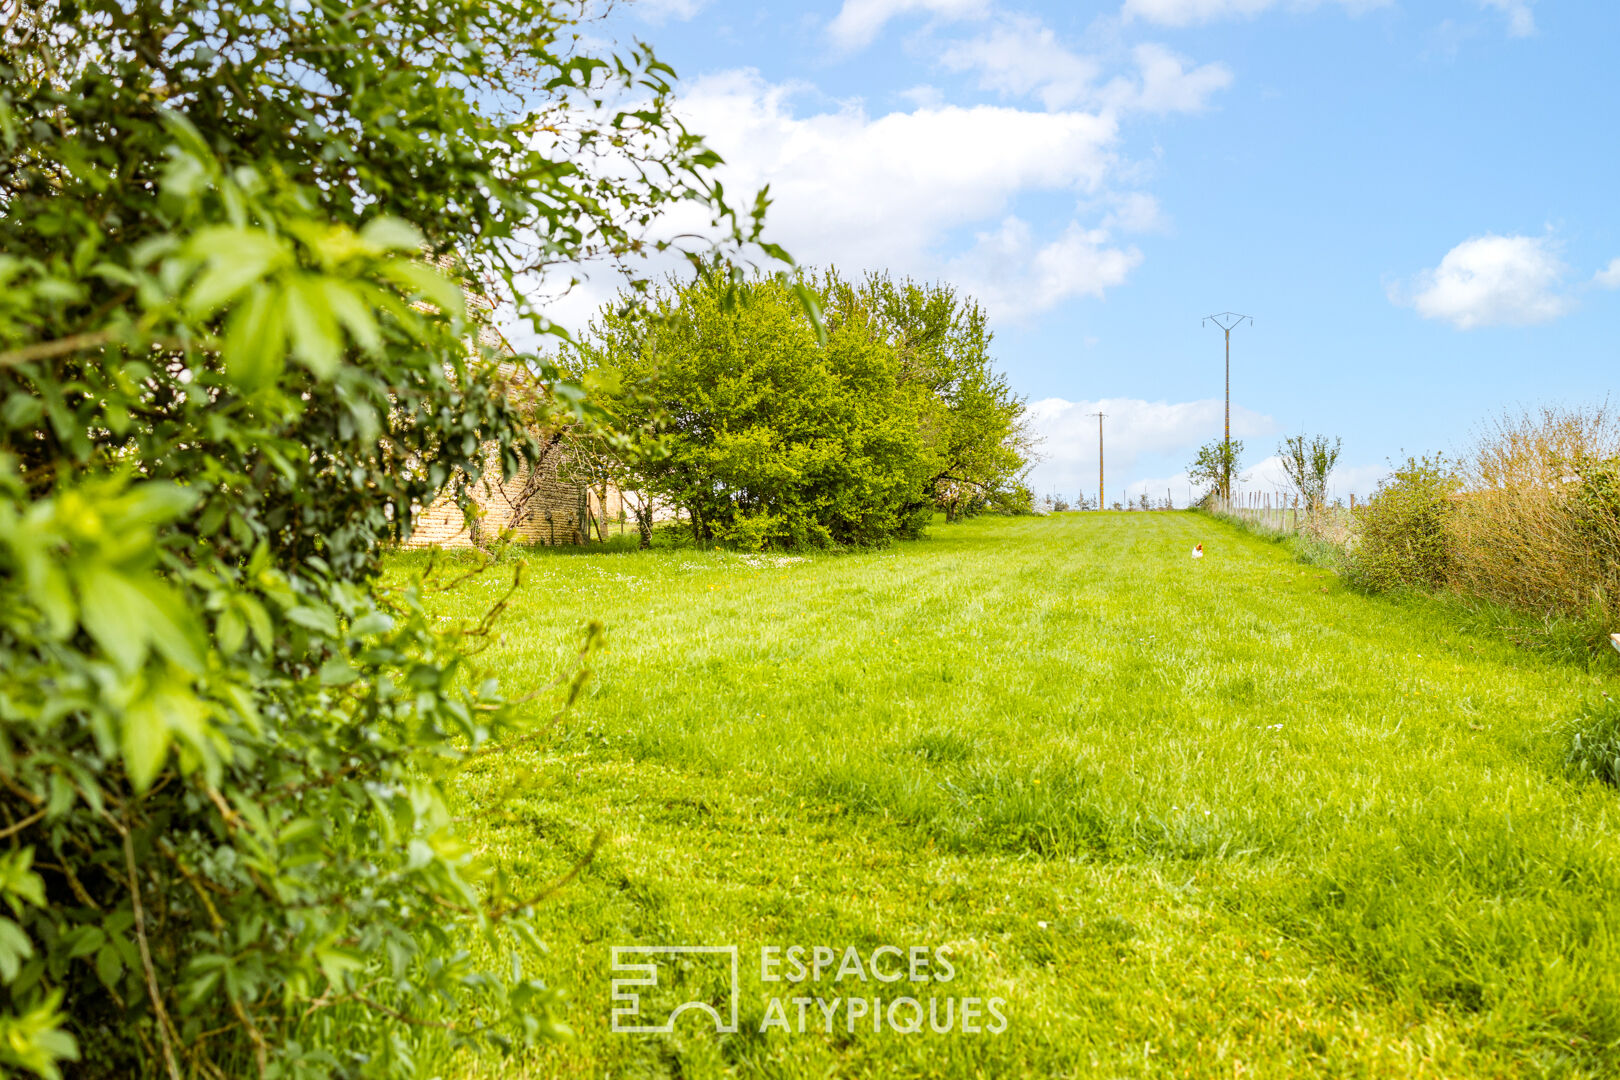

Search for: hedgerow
xmin=0 ymin=0 xmax=756 ymax=1074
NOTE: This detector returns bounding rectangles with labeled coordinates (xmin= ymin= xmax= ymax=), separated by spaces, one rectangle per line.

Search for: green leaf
xmin=121 ymin=482 xmax=200 ymax=529
xmin=134 ymin=578 xmax=204 ymax=673
xmin=184 ymin=227 xmax=289 ymax=316
xmin=239 ymin=595 xmax=274 ymax=650
xmin=381 ymin=259 xmax=464 ymax=321
xmin=348 ymin=611 xmax=394 ymax=638
xmin=217 ymin=607 xmax=247 ymax=656
xmin=0 ymin=850 xmax=45 ymax=910
xmin=358 ymin=216 xmax=424 ymax=253
xmin=318 ymin=656 xmax=359 ymax=685
xmin=75 ymin=565 xmax=153 ymax=673
xmin=0 ymin=917 xmax=33 ymax=982
xmin=120 ymin=696 xmax=171 ymax=793
xmin=284 ymin=274 xmax=342 ymax=378
xmin=221 ymin=283 xmax=287 ymax=391
xmin=314 ymin=945 xmax=365 ymax=989
xmin=59 ymin=925 xmax=105 ymax=960
xmin=323 ymin=280 xmax=382 ymax=354
xmin=285 ymin=605 xmax=338 ymax=637
xmin=94 ymin=945 xmax=123 ymax=989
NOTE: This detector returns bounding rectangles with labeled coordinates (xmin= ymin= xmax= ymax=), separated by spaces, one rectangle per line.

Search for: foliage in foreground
xmin=568 ymin=267 xmax=1031 ymax=549
xmin=0 ymin=0 xmax=752 ymax=1074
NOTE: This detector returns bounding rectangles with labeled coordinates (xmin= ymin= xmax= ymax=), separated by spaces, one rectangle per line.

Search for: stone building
xmin=399 ymin=270 xmax=627 ymax=549
xmin=403 ymin=436 xmax=620 ymax=549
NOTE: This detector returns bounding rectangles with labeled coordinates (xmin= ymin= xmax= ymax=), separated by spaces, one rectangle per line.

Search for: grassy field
xmin=401 ymin=512 xmax=1620 ymax=1078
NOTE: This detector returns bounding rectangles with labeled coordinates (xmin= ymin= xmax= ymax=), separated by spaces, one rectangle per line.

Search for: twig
xmin=0 ymin=331 xmax=196 ymax=369
xmin=356 ymin=996 xmax=458 ymax=1030
xmin=0 ymin=330 xmax=116 ymax=368
xmin=123 ymin=828 xmax=183 ymax=1080
xmin=491 ymin=829 xmax=604 ymax=919
xmin=0 ymin=806 xmax=47 ymax=840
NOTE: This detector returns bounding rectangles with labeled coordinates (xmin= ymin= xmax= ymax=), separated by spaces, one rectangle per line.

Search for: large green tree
xmin=571 ymin=268 xmax=1031 ymax=548
xmin=0 ymin=1 xmax=754 ymax=1075
xmin=572 ymin=267 xmax=935 ymax=548
xmin=861 ymin=275 xmax=1032 ymax=521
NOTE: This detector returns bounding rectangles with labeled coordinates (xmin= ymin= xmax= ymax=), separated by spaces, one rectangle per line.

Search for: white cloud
xmin=1115 ymin=44 xmax=1233 ymax=114
xmin=1399 ymin=234 xmax=1570 ymax=329
xmin=677 ymin=69 xmax=1117 ymax=259
xmin=1102 ymin=191 xmax=1166 ymax=234
xmin=944 ymin=218 xmax=1142 ymax=319
xmin=939 ymin=15 xmax=1100 ymax=109
xmin=1026 ymin=396 xmax=1277 ymax=498
xmin=516 ymin=69 xmax=1152 ymax=336
xmin=826 ymin=0 xmax=991 ymax=51
xmin=630 ymin=0 xmax=708 ymax=22
xmin=938 ymin=19 xmax=1229 ymax=115
xmin=1478 ymin=0 xmax=1535 ymax=37
xmin=1120 ymin=0 xmax=1386 ymax=28
xmin=1594 ymin=258 xmax=1620 ymax=290
xmin=897 ymin=84 xmax=946 ymax=109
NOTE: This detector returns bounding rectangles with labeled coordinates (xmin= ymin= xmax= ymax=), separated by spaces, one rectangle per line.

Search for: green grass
xmin=399 ymin=512 xmax=1620 ymax=1078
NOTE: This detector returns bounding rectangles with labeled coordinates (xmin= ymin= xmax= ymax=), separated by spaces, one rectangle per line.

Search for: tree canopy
xmin=1188 ymin=438 xmax=1244 ymax=502
xmin=569 ymin=267 xmax=1031 ymax=548
xmin=1279 ymin=433 xmax=1343 ymax=512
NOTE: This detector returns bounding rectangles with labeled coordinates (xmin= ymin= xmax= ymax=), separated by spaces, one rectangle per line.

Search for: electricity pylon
xmin=1202 ymin=312 xmax=1252 ymax=501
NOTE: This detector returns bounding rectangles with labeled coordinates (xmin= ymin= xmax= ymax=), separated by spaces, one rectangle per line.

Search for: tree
xmin=570 ymin=266 xmax=935 ymax=548
xmin=569 ymin=267 xmax=1032 ymax=546
xmin=1188 ymin=439 xmax=1245 ymax=502
xmin=0 ymin=0 xmax=754 ymax=1075
xmin=861 ymin=275 xmax=1033 ymax=521
xmin=1279 ymin=434 xmax=1342 ymax=513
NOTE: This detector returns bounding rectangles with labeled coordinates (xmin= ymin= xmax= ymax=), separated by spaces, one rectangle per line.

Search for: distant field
xmin=401 ymin=513 xmax=1620 ymax=1078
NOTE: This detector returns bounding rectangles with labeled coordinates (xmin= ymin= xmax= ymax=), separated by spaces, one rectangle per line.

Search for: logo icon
xmin=610 ymin=945 xmax=739 ymax=1034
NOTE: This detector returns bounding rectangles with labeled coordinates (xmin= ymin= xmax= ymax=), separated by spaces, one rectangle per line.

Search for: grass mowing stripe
xmin=397 ymin=512 xmax=1620 ymax=1078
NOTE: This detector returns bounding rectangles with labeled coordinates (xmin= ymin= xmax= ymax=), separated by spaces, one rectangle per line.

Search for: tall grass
xmin=1449 ymin=405 xmax=1620 ymax=628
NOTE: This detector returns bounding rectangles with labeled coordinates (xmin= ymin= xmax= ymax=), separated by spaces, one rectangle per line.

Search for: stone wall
xmin=400 ymin=298 xmax=625 ymax=549
xmin=405 ymin=437 xmax=612 ymax=548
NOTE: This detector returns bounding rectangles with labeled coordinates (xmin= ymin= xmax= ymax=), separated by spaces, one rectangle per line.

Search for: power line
xmin=1202 ymin=312 xmax=1252 ymax=502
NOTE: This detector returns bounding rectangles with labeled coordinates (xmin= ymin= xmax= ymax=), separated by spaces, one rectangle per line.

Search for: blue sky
xmin=556 ymin=0 xmax=1619 ymax=505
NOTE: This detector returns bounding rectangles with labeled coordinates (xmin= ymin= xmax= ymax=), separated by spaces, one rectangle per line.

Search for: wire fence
xmin=1208 ymin=493 xmax=1360 ymax=538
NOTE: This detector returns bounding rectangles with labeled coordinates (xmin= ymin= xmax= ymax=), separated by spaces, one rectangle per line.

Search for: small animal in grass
xmin=1192 ymin=543 xmax=1204 ymax=559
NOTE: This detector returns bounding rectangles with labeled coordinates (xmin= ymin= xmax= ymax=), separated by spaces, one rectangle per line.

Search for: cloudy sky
xmin=543 ymin=0 xmax=1619 ymax=505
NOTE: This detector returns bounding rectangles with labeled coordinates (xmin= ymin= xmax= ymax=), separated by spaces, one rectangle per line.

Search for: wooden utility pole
xmin=1091 ymin=411 xmax=1107 ymax=509
xmin=1202 ymin=312 xmax=1252 ymax=502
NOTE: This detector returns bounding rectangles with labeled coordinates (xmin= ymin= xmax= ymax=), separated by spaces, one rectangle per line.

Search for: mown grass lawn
xmin=402 ymin=512 xmax=1620 ymax=1078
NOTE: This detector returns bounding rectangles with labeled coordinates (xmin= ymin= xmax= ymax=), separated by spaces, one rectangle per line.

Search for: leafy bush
xmin=1345 ymin=455 xmax=1460 ymax=592
xmin=0 ymin=0 xmax=749 ymax=1074
xmin=569 ymin=268 xmax=1029 ymax=549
